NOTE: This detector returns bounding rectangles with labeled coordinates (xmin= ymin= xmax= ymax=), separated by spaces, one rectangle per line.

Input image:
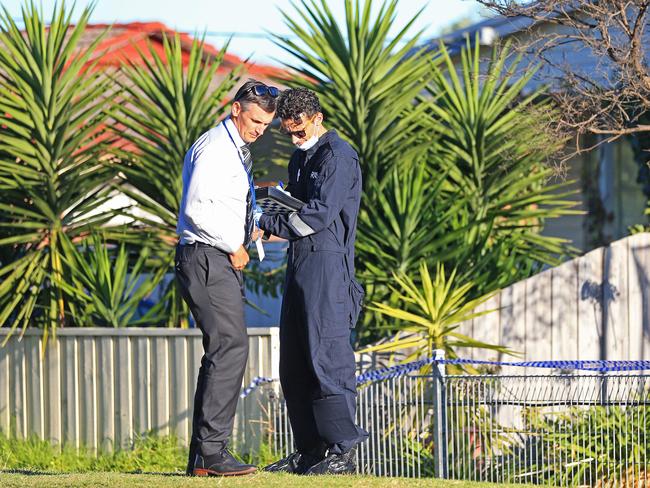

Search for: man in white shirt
xmin=175 ymin=79 xmax=277 ymax=477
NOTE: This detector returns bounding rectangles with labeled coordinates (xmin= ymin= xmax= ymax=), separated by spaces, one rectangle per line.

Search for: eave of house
xmin=419 ymin=4 xmax=581 ymax=55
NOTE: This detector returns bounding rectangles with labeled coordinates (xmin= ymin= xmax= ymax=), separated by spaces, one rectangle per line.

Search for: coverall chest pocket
xmin=307 ymin=172 xmax=324 ymax=199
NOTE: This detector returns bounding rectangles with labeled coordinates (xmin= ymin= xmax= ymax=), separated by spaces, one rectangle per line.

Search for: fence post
xmin=432 ymin=349 xmax=448 ymax=479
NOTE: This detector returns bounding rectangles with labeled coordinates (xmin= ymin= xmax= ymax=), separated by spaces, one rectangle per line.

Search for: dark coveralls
xmin=258 ymin=130 xmax=368 ymax=456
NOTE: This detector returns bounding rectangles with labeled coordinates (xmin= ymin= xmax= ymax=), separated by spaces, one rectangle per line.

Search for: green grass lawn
xmin=0 ymin=471 xmax=533 ymax=487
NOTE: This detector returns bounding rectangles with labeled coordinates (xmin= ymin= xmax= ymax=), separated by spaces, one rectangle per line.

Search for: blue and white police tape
xmin=240 ymin=376 xmax=275 ymax=398
xmin=240 ymin=358 xmax=650 ymax=397
xmin=356 ymin=358 xmax=650 ymax=384
xmin=355 ymin=357 xmax=438 ymax=384
xmin=444 ymin=358 xmax=650 ymax=372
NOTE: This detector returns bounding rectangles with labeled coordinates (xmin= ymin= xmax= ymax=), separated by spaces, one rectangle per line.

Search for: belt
xmin=178 ymin=241 xmax=227 ymax=253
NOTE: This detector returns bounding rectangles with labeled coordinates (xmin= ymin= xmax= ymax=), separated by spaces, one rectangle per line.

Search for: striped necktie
xmin=241 ymin=144 xmax=254 ymax=246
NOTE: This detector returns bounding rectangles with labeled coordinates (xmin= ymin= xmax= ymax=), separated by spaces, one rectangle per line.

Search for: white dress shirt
xmin=176 ymin=117 xmax=249 ymax=254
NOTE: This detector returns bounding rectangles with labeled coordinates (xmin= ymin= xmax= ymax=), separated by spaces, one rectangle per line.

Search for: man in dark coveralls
xmin=257 ymin=88 xmax=368 ymax=475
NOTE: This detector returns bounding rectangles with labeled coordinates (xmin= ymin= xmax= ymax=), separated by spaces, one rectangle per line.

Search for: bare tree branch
xmin=476 ymin=0 xmax=650 ymax=153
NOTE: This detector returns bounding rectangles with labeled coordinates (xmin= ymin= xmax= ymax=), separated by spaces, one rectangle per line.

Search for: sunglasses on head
xmin=250 ymin=84 xmax=279 ymax=97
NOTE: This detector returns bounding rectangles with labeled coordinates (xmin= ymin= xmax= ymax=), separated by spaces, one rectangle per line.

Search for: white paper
xmin=255 ymin=238 xmax=265 ymax=261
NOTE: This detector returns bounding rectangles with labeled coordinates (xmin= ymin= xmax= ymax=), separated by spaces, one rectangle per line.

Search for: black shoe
xmin=295 ymin=452 xmax=327 ymax=474
xmin=263 ymin=451 xmax=302 ymax=473
xmin=263 ymin=451 xmax=324 ymax=474
xmin=192 ymin=449 xmax=256 ymax=476
xmin=302 ymin=449 xmax=356 ymax=475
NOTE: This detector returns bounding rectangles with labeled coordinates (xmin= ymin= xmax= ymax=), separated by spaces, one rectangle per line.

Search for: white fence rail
xmin=462 ymin=233 xmax=650 ymax=369
xmin=0 ymin=327 xmax=279 ymax=453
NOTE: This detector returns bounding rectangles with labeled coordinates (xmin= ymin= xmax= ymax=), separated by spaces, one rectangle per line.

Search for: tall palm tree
xmin=426 ymin=39 xmax=579 ymax=296
xmin=112 ymin=33 xmax=241 ymax=326
xmin=277 ymin=1 xmax=578 ymax=348
xmin=0 ymin=2 xmax=116 ymax=344
xmin=274 ymin=0 xmax=433 ymax=187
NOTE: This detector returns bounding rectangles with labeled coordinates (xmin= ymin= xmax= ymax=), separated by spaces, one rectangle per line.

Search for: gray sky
xmin=3 ymin=0 xmax=482 ymax=66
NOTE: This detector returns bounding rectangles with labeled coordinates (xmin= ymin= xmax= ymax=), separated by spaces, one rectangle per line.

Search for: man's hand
xmin=229 ymin=245 xmax=250 ymax=270
xmin=251 ymin=227 xmax=264 ymax=242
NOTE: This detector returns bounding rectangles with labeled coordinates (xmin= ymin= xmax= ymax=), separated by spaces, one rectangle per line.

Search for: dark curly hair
xmin=276 ymin=88 xmax=321 ymax=122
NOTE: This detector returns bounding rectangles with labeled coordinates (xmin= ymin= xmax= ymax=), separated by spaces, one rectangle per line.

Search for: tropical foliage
xmin=0 ymin=3 xmax=116 ymax=344
xmin=362 ymin=262 xmax=511 ymax=361
xmin=60 ymin=233 xmax=169 ymax=327
xmin=275 ymin=0 xmax=578 ymax=347
xmin=0 ymin=0 xmax=582 ymax=362
xmin=425 ymin=39 xmax=577 ymax=297
xmin=113 ymin=35 xmax=240 ymax=241
xmin=275 ymin=0 xmax=433 ymax=187
xmin=112 ymin=33 xmax=242 ymax=327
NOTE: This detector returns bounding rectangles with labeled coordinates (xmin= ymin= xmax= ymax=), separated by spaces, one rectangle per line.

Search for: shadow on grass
xmin=1 ymin=469 xmax=187 ymax=477
xmin=125 ymin=471 xmax=186 ymax=477
xmin=1 ymin=469 xmax=59 ymax=476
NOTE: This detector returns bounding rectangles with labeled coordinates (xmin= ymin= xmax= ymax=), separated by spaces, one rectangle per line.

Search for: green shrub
xmin=520 ymin=405 xmax=650 ymax=486
xmin=0 ymin=433 xmax=186 ymax=473
xmin=274 ymin=0 xmax=578 ymax=347
xmin=0 ymin=431 xmax=283 ymax=474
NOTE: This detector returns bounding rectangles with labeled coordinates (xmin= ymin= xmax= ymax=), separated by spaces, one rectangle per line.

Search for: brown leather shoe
xmin=192 ymin=449 xmax=256 ymax=476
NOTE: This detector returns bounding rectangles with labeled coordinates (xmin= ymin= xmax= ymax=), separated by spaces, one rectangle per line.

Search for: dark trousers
xmin=280 ymin=249 xmax=368 ymax=456
xmin=175 ymin=243 xmax=248 ymax=468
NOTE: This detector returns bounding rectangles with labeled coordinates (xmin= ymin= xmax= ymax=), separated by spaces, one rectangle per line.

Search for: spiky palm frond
xmin=59 ymin=233 xmax=169 ymax=327
xmin=112 ymin=34 xmax=242 ymax=326
xmin=0 ymin=2 xmax=117 ymax=344
xmin=274 ymin=0 xmax=434 ymax=186
xmin=113 ymin=34 xmax=240 ymax=235
xmin=426 ymin=39 xmax=580 ymax=294
xmin=274 ymin=2 xmax=578 ymax=350
xmin=363 ymin=261 xmax=512 ymax=362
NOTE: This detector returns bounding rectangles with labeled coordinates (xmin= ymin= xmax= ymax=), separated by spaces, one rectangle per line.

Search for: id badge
xmin=255 ymin=238 xmax=265 ymax=261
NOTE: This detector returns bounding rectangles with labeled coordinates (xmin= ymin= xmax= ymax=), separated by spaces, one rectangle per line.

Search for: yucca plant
xmin=275 ymin=0 xmax=434 ymax=187
xmin=426 ymin=39 xmax=580 ymax=295
xmin=362 ymin=261 xmax=511 ymax=362
xmin=519 ymin=405 xmax=650 ymax=486
xmin=112 ymin=34 xmax=241 ymax=326
xmin=113 ymin=34 xmax=240 ymax=239
xmin=355 ymin=165 xmax=476 ymax=341
xmin=361 ymin=38 xmax=580 ymax=343
xmin=357 ymin=165 xmax=467 ymax=279
xmin=0 ymin=2 xmax=116 ymax=344
xmin=59 ymin=233 xmax=169 ymax=327
xmin=276 ymin=0 xmax=444 ymax=341
xmin=277 ymin=1 xmax=578 ymax=347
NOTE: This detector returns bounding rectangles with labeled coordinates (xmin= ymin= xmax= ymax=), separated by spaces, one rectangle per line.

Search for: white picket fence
xmin=0 ymin=327 xmax=279 ymax=453
xmin=461 ymin=232 xmax=650 ymax=371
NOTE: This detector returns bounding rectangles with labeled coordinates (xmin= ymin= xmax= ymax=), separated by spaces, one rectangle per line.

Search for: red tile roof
xmin=82 ymin=21 xmax=288 ymax=82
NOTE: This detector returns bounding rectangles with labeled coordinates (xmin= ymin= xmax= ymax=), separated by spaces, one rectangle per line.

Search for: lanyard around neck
xmin=223 ymin=119 xmax=256 ymax=209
